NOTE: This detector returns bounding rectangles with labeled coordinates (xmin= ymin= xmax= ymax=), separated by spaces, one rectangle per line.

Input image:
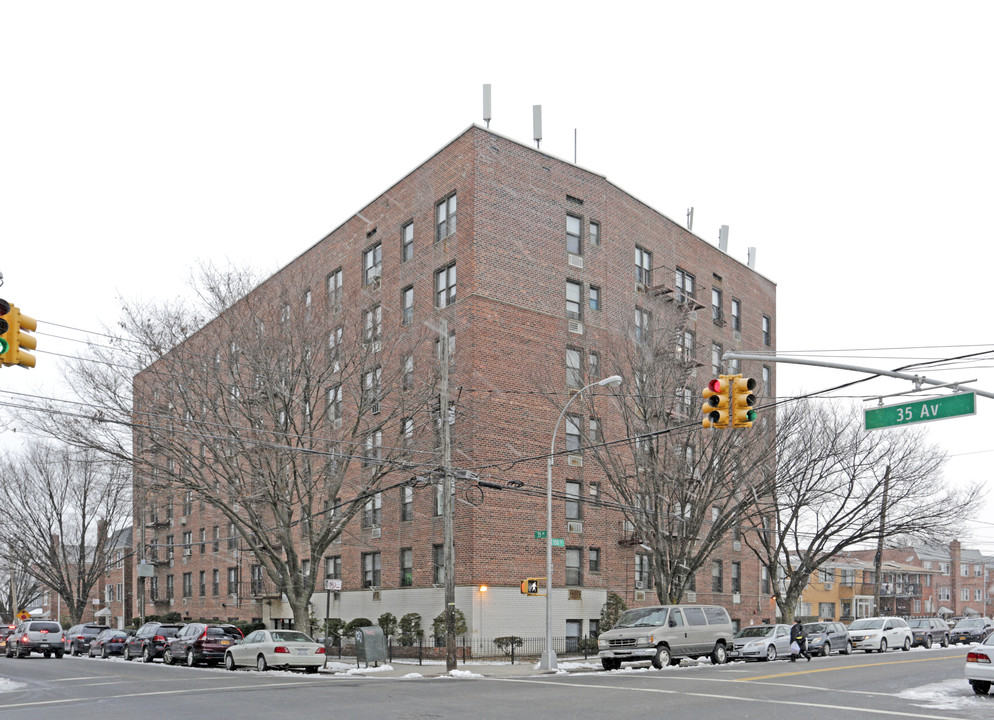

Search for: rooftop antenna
xmin=718 ymin=225 xmax=729 ymax=253
xmin=686 ymin=207 xmax=694 ymax=231
xmin=482 ymin=84 xmax=492 ymax=129
xmin=747 ymin=247 xmax=757 ymax=269
xmin=533 ymin=105 xmax=542 ymax=149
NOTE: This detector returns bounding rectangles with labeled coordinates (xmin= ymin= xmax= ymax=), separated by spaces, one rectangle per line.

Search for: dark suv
xmin=124 ymin=622 xmax=184 ymax=662
xmin=907 ymin=617 xmax=950 ymax=648
xmin=163 ymin=623 xmax=242 ymax=667
xmin=951 ymin=617 xmax=994 ymax=645
xmin=64 ymin=623 xmax=107 ymax=656
xmin=6 ymin=621 xmax=64 ymax=658
xmin=0 ymin=625 xmax=17 ymax=655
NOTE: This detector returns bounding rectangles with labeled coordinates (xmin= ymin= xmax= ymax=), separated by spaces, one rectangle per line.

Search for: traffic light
xmin=0 ymin=300 xmax=38 ymax=369
xmin=520 ymin=578 xmax=541 ymax=596
xmin=731 ymin=376 xmax=758 ymax=428
xmin=701 ymin=377 xmax=730 ymax=428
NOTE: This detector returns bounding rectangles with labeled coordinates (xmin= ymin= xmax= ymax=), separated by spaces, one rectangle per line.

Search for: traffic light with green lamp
xmin=731 ymin=376 xmax=758 ymax=428
xmin=0 ymin=299 xmax=38 ymax=369
xmin=701 ymin=377 xmax=731 ymax=428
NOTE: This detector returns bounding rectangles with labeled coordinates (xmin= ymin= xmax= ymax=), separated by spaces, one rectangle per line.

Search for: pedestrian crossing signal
xmin=520 ymin=578 xmax=541 ymax=595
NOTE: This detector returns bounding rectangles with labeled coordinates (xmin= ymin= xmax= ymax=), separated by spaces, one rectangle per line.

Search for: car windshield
xmin=803 ymin=623 xmax=827 ymax=633
xmin=955 ymin=619 xmax=982 ymax=628
xmin=849 ymin=619 xmax=884 ymax=631
xmin=271 ymin=631 xmax=313 ymax=643
xmin=735 ymin=626 xmax=774 ymax=638
xmin=906 ymin=619 xmax=928 ymax=628
xmin=615 ymin=608 xmax=668 ymax=628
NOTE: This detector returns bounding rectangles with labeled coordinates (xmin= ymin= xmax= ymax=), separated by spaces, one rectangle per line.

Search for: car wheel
xmin=256 ymin=654 xmax=269 ymax=672
xmin=765 ymin=644 xmax=777 ymax=662
xmin=821 ymin=642 xmax=831 ymax=657
xmin=878 ymin=638 xmax=887 ymax=653
xmin=43 ymin=651 xmax=51 ymax=659
xmin=901 ymin=637 xmax=911 ymax=652
xmin=54 ymin=650 xmax=63 ymax=659
xmin=711 ymin=643 xmax=727 ymax=665
xmin=163 ymin=648 xmax=174 ymax=665
xmin=924 ymin=634 xmax=932 ymax=649
xmin=102 ymin=646 xmax=108 ymax=659
xmin=601 ymin=658 xmax=621 ymax=671
xmin=941 ymin=634 xmax=949 ymax=648
xmin=650 ymin=645 xmax=671 ymax=669
xmin=186 ymin=650 xmax=197 ymax=667
xmin=972 ymin=680 xmax=991 ymax=695
xmin=842 ymin=640 xmax=852 ymax=655
xmin=123 ymin=646 xmax=131 ymax=661
xmin=71 ymin=644 xmax=79 ymax=657
xmin=143 ymin=646 xmax=153 ymax=663
xmin=225 ymin=653 xmax=237 ymax=671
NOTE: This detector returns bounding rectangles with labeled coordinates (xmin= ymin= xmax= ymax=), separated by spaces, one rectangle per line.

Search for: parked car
xmin=965 ymin=630 xmax=994 ymax=695
xmin=5 ymin=621 xmax=64 ymax=658
xmin=0 ymin=624 xmax=17 ymax=655
xmin=64 ymin=623 xmax=107 ymax=656
xmin=802 ymin=621 xmax=852 ymax=656
xmin=597 ymin=604 xmax=734 ymax=670
xmin=847 ymin=617 xmax=913 ymax=653
xmin=907 ymin=617 xmax=950 ymax=648
xmin=88 ymin=629 xmax=129 ymax=658
xmin=164 ymin=623 xmax=243 ymax=667
xmin=123 ymin=621 xmax=184 ymax=662
xmin=950 ymin=617 xmax=994 ymax=645
xmin=223 ymin=629 xmax=325 ymax=673
xmin=728 ymin=623 xmax=792 ymax=661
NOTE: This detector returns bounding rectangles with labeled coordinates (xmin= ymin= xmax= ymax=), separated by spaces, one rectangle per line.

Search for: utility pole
xmin=872 ymin=465 xmax=891 ymax=617
xmin=439 ymin=319 xmax=456 ymax=671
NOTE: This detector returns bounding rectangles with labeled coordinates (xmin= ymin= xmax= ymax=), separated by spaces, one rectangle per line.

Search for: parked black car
xmin=951 ymin=617 xmax=994 ymax=645
xmin=88 ymin=629 xmax=129 ymax=658
xmin=163 ymin=623 xmax=242 ymax=667
xmin=123 ymin=622 xmax=184 ymax=662
xmin=64 ymin=623 xmax=107 ymax=656
xmin=907 ymin=617 xmax=950 ymax=648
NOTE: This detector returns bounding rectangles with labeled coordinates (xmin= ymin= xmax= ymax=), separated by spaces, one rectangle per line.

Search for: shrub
xmin=432 ymin=608 xmax=467 ymax=642
xmin=599 ymin=592 xmax=628 ymax=633
xmin=377 ymin=612 xmax=398 ymax=638
xmin=398 ymin=613 xmax=423 ymax=646
xmin=343 ymin=617 xmax=373 ymax=636
xmin=493 ymin=636 xmax=523 ymax=656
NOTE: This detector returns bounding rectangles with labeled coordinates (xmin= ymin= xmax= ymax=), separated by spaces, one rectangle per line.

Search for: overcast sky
xmin=3 ymin=1 xmax=993 ymax=552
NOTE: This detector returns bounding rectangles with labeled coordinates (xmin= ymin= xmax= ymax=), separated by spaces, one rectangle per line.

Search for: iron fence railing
xmin=320 ymin=635 xmax=600 ymax=665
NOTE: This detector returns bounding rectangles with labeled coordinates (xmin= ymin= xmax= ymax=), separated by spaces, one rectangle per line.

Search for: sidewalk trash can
xmin=355 ymin=626 xmax=387 ymax=667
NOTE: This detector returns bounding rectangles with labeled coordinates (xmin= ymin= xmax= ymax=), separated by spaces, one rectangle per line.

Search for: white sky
xmin=2 ymin=1 xmax=993 ymax=552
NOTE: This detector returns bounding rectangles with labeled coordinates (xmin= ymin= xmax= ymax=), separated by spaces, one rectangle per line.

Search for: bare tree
xmin=0 ymin=559 xmax=45 ymax=624
xmin=581 ymin=301 xmax=778 ymax=604
xmin=0 ymin=445 xmax=130 ymax=625
xmin=745 ymin=399 xmax=977 ymax=622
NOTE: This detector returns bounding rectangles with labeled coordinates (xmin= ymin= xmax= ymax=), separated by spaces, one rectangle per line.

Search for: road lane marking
xmin=739 ymin=654 xmax=961 ymax=681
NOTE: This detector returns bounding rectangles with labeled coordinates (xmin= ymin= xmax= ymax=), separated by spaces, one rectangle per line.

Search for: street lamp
xmin=540 ymin=374 xmax=622 ymax=672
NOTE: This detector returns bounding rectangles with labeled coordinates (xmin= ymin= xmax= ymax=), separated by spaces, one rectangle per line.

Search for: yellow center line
xmin=738 ymin=654 xmax=962 ymax=681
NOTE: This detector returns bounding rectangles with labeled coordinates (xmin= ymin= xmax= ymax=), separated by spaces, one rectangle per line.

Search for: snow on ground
xmin=898 ymin=678 xmax=990 ymax=711
xmin=0 ymin=678 xmax=26 ymax=693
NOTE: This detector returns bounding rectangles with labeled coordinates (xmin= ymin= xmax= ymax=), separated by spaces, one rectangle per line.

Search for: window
xmin=589 ymin=220 xmax=600 ymax=246
xmin=362 ymin=492 xmax=382 ymax=528
xmin=199 ymin=570 xmax=206 ymax=597
xmin=328 ymin=384 xmax=342 ymax=425
xmin=840 ymin=569 xmax=855 ymax=586
xmin=820 ymin=568 xmax=835 ymax=583
xmin=166 ymin=535 xmax=174 ymax=559
xmin=400 ymin=548 xmax=413 ymax=587
xmin=566 ymin=281 xmax=582 ymax=319
xmin=566 ymin=481 xmax=581 ymax=520
xmin=589 ymin=547 xmax=601 ymax=573
xmin=363 ymin=243 xmax=382 ymax=286
xmin=635 ymin=246 xmax=652 ymax=286
xmin=227 ymin=522 xmax=238 ymax=550
xmin=675 ymin=268 xmax=695 ymax=302
xmin=962 ymin=588 xmax=970 ymax=601
xmin=402 ymin=417 xmax=414 ymax=447
xmin=183 ymin=490 xmax=193 ymax=516
xmin=250 ymin=564 xmax=265 ymax=595
xmin=635 ymin=307 xmax=651 ymax=344
xmin=763 ymin=315 xmax=772 ymax=346
xmin=711 ymin=343 xmax=723 ymax=376
xmin=566 ymin=214 xmax=582 ymax=255
xmin=938 ymin=587 xmax=950 ymax=601
xmin=711 ymin=287 xmax=723 ymax=324
xmin=364 ymin=305 xmax=382 ymax=343
xmin=976 ymin=565 xmax=983 ymax=577
xmin=401 ymin=486 xmax=414 ymax=521
xmin=183 ymin=572 xmax=192 ymax=598
xmin=565 ymin=415 xmax=581 ymax=452
xmin=762 ymin=365 xmax=771 ymax=397
xmin=433 ymin=544 xmax=445 ymax=584
xmin=401 ymin=222 xmax=414 ymax=262
xmin=819 ymin=602 xmax=835 ymax=619
xmin=402 ymin=355 xmax=414 ymax=390
xmin=435 ymin=264 xmax=456 ymax=308
xmin=212 ymin=569 xmax=219 ymax=596
xmin=327 ymin=268 xmax=343 ymax=307
xmin=731 ymin=298 xmax=741 ymax=332
xmin=761 ymin=566 xmax=770 ymax=594
xmin=588 ymin=351 xmax=600 ymax=380
xmin=402 ymin=286 xmax=414 ymax=325
xmin=435 ymin=329 xmax=456 ymax=367
xmin=212 ymin=526 xmax=219 ymax=553
xmin=589 ymin=286 xmax=600 ymax=312
xmin=328 ymin=326 xmax=342 ymax=370
xmin=364 ymin=431 xmax=382 ymax=467
xmin=566 ymin=347 xmax=582 ymax=388
xmin=362 ymin=552 xmax=381 ymax=588
xmin=677 ymin=329 xmax=695 ymax=362
xmin=588 ymin=417 xmax=602 ymax=443
xmin=635 ymin=555 xmax=652 ymax=587
xmin=326 ymin=556 xmax=341 ymax=579
xmin=712 ymin=561 xmax=723 ymax=593
xmin=731 ymin=562 xmax=741 ymax=593
xmin=976 ymin=589 xmax=984 ymax=601
xmin=436 ymin=194 xmax=457 ymax=241
xmin=566 ymin=547 xmax=582 ymax=586
xmin=183 ymin=531 xmax=192 ymax=553
xmin=166 ymin=575 xmax=174 ymax=600
xmin=199 ymin=527 xmax=206 ymax=555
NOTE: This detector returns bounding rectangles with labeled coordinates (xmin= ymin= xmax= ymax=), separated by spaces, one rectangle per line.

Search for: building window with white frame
xmin=589 ymin=547 xmax=601 ymax=573
xmin=364 ymin=305 xmax=381 ymax=343
xmin=400 ymin=548 xmax=413 ymax=587
xmin=589 ymin=220 xmax=600 ymax=246
xmin=328 ymin=384 xmax=342 ymax=426
xmin=402 ymin=286 xmax=414 ymax=326
xmin=731 ymin=298 xmax=741 ymax=331
xmin=712 ymin=342 xmax=722 ymax=376
xmin=401 ymin=486 xmax=414 ymax=521
xmin=566 ymin=280 xmax=582 ymax=319
xmin=432 ymin=544 xmax=445 ymax=584
xmin=635 ymin=246 xmax=652 ymax=286
xmin=711 ymin=287 xmax=723 ymax=325
xmin=566 ymin=347 xmax=582 ymax=388
xmin=588 ymin=350 xmax=600 ymax=380
xmin=588 ymin=417 xmax=602 ymax=443
xmin=401 ymin=221 xmax=414 ymax=262
xmin=362 ymin=552 xmax=381 ymax=588
xmin=635 ymin=554 xmax=652 ymax=588
xmin=435 ymin=263 xmax=456 ymax=308
xmin=566 ymin=547 xmax=583 ymax=586
xmin=567 ymin=214 xmax=582 ymax=255
xmin=363 ymin=243 xmax=382 ymax=286
xmin=364 ymin=431 xmax=382 ymax=467
xmin=565 ymin=414 xmax=582 ymax=452
xmin=675 ymin=267 xmax=695 ymax=302
xmin=589 ymin=285 xmax=600 ymax=312
xmin=362 ymin=492 xmax=382 ymax=528
xmin=327 ymin=268 xmax=343 ymax=308
xmin=436 ymin=194 xmax=457 ymax=241
xmin=566 ymin=480 xmax=581 ymax=520
xmin=763 ymin=315 xmax=772 ymax=346
xmin=635 ymin=307 xmax=651 ymax=344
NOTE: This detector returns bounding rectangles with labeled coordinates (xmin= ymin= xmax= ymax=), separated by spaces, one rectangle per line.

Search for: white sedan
xmin=224 ymin=629 xmax=326 ymax=673
xmin=966 ymin=631 xmax=994 ymax=695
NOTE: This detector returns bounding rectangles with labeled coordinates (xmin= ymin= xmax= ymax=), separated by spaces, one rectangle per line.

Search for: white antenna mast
xmin=483 ymin=84 xmax=492 ymax=129
xmin=533 ymin=105 xmax=542 ymax=149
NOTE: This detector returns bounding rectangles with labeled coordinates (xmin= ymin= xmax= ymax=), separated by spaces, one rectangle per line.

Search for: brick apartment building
xmin=132 ymin=124 xmax=778 ymax=643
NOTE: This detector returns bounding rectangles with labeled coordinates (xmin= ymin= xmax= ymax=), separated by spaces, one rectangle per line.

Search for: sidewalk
xmin=322 ymin=657 xmax=604 ymax=679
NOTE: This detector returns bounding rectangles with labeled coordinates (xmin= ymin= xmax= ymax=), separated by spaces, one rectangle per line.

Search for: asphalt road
xmin=0 ymin=645 xmax=987 ymax=720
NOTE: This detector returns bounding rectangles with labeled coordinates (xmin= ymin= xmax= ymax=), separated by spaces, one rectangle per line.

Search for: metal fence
xmin=322 ymin=635 xmax=599 ymax=665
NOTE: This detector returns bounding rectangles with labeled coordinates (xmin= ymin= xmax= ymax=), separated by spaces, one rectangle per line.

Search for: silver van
xmin=597 ymin=605 xmax=734 ymax=670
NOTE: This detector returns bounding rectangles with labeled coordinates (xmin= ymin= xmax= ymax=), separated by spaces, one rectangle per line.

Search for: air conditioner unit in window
xmin=181 ymin=598 xmax=188 ymax=606
xmin=179 ymin=516 xmax=187 ymax=526
xmin=635 ymin=580 xmax=644 ymax=590
xmin=568 ymin=254 xmax=584 ymax=269
xmin=333 ymin=417 xmax=343 ymax=429
xmin=567 ymin=521 xmax=583 ymax=534
xmin=732 ymin=541 xmax=742 ymax=551
xmin=686 ymin=591 xmax=697 ymax=602
xmin=371 ymin=527 xmax=381 ymax=539
xmin=567 ymin=455 xmax=583 ymax=467
xmin=368 ymin=266 xmax=382 ymax=280
xmin=568 ymin=320 xmax=584 ymax=335
xmin=824 ymin=583 xmax=833 ymax=590
xmin=732 ymin=593 xmax=741 ymax=604
xmin=634 ymin=590 xmax=646 ymax=601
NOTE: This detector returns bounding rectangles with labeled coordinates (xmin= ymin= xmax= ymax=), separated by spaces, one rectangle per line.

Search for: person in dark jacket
xmin=790 ymin=620 xmax=811 ymax=662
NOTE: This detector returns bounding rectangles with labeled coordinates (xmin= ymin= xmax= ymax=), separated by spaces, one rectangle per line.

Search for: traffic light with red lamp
xmin=0 ymin=299 xmax=38 ymax=369
xmin=701 ymin=377 xmax=731 ymax=428
xmin=731 ymin=376 xmax=758 ymax=428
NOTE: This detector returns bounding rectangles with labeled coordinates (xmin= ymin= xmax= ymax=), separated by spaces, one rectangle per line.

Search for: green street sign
xmin=864 ymin=392 xmax=975 ymax=430
xmin=534 ymin=530 xmax=547 ymax=539
xmin=551 ymin=538 xmax=565 ymax=547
